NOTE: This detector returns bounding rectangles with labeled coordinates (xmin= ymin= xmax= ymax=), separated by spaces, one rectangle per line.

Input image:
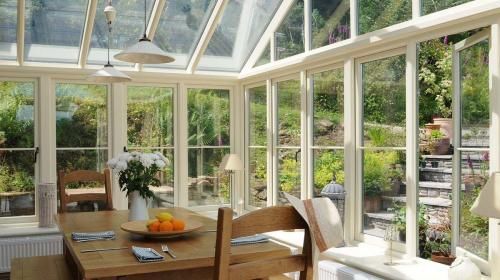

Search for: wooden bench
xmin=10 ymin=255 xmax=72 ymax=280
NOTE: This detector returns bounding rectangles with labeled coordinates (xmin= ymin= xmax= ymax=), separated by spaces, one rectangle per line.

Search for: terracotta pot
xmin=425 ymin=123 xmax=441 ymax=135
xmin=430 ymin=137 xmax=450 ymax=155
xmin=431 ymin=252 xmax=456 ymax=265
xmin=364 ymin=196 xmax=381 ymax=212
xmin=433 ymin=118 xmax=453 ymax=143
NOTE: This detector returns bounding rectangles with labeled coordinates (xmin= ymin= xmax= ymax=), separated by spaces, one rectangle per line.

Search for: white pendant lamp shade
xmin=114 ymin=37 xmax=175 ymax=64
xmin=88 ymin=64 xmax=131 ymax=83
xmin=470 ymin=172 xmax=500 ymax=219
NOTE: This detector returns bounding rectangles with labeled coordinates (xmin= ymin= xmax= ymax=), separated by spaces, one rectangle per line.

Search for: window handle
xmin=123 ymin=146 xmax=128 ymax=152
xmin=33 ymin=147 xmax=39 ymax=164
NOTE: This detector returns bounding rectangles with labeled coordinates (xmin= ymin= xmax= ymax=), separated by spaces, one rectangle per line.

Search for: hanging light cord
xmin=107 ymin=23 xmax=111 ymax=66
xmin=143 ymin=0 xmax=147 ymax=38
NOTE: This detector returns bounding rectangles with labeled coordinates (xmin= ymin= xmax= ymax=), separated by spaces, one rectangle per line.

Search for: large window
xmin=359 ymin=53 xmax=406 ymax=241
xmin=0 ymin=0 xmax=17 ymax=60
xmin=275 ymin=0 xmax=304 ymax=61
xmin=56 ymin=84 xmax=108 ymax=174
xmin=358 ymin=0 xmax=411 ymax=35
xmin=0 ymin=81 xmax=36 ymax=218
xmin=187 ymin=88 xmax=230 ymax=207
xmin=311 ymin=0 xmax=350 ymax=49
xmin=127 ymin=86 xmax=175 ymax=207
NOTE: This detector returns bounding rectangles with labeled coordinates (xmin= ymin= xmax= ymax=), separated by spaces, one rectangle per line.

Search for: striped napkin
xmin=131 ymin=246 xmax=165 ymax=263
xmin=71 ymin=231 xmax=116 ymax=242
xmin=231 ymin=234 xmax=269 ymax=246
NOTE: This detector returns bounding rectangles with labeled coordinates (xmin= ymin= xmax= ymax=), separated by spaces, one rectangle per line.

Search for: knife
xmin=80 ymin=247 xmax=128 ymax=253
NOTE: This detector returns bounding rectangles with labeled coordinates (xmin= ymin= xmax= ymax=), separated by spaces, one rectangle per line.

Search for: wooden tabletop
xmin=56 ymin=208 xmax=291 ymax=279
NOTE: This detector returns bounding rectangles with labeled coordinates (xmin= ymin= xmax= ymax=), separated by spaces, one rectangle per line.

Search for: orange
xmin=159 ymin=221 xmax=173 ymax=232
xmin=148 ymin=221 xmax=161 ymax=232
xmin=172 ymin=219 xmax=185 ymax=231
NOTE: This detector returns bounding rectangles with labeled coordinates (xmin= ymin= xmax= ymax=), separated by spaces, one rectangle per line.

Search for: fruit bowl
xmin=120 ymin=219 xmax=204 ymax=238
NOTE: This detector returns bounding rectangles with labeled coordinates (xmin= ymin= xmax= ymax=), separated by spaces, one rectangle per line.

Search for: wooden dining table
xmin=55 ymin=207 xmax=291 ymax=280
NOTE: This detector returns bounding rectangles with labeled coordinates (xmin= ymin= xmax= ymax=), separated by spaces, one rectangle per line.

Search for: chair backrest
xmin=213 ymin=206 xmax=313 ymax=280
xmin=57 ymin=169 xmax=113 ymax=213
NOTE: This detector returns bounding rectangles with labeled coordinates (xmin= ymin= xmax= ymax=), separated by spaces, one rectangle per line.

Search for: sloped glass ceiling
xmin=25 ymin=0 xmax=88 ymax=63
xmin=87 ymin=0 xmax=154 ymax=66
xmin=197 ymin=0 xmax=282 ymax=72
xmin=146 ymin=0 xmax=217 ymax=69
xmin=0 ymin=0 xmax=17 ymax=60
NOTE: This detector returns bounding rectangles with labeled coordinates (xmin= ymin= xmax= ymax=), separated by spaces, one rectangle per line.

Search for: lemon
xmin=156 ymin=212 xmax=173 ymax=222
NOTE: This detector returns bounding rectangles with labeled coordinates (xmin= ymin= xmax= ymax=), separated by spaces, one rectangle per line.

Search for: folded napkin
xmin=231 ymin=234 xmax=269 ymax=246
xmin=131 ymin=246 xmax=165 ymax=263
xmin=71 ymin=230 xmax=116 ymax=241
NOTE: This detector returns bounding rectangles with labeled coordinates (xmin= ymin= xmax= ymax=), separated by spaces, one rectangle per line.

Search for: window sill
xmin=263 ymin=231 xmax=490 ymax=280
xmin=0 ymin=223 xmax=60 ymax=238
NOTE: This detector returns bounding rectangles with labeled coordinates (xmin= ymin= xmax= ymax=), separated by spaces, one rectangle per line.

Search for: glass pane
xmin=127 ymin=86 xmax=174 ymax=147
xmin=249 ymin=85 xmax=267 ymax=146
xmin=56 ymin=149 xmax=108 ymax=173
xmin=254 ymin=42 xmax=271 ymax=67
xmin=460 ymin=40 xmax=490 ymax=148
xmin=147 ymin=0 xmax=217 ymax=69
xmin=25 ymin=0 xmax=88 ymax=63
xmin=277 ymin=79 xmax=301 ymax=146
xmin=362 ymin=54 xmax=406 ymax=147
xmin=278 ymin=148 xmax=301 ymax=205
xmin=56 ymin=84 xmax=108 ymax=148
xmin=459 ymin=151 xmax=489 ymax=259
xmin=0 ymin=151 xmax=35 ymax=217
xmin=188 ymin=88 xmax=230 ymax=146
xmin=0 ymin=0 xmax=17 ymax=60
xmin=187 ymin=147 xmax=229 ymax=206
xmin=0 ymin=81 xmax=35 ymax=148
xmin=198 ymin=0 xmax=282 ymax=72
xmin=422 ymin=0 xmax=472 ymax=15
xmin=87 ymin=0 xmax=154 ymax=66
xmin=275 ymin=0 xmax=304 ymax=60
xmin=313 ymin=68 xmax=344 ymax=146
xmin=312 ymin=0 xmax=350 ymax=49
xmin=362 ymin=150 xmax=406 ymax=242
xmin=358 ymin=0 xmax=411 ymax=35
xmin=248 ymin=148 xmax=267 ymax=208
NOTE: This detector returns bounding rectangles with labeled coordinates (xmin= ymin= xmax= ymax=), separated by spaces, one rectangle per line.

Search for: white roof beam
xmin=17 ymin=0 xmax=25 ymax=66
xmin=241 ymin=0 xmax=296 ymax=74
xmin=186 ymin=0 xmax=229 ymax=74
xmin=78 ymin=0 xmax=98 ymax=69
xmin=135 ymin=0 xmax=166 ymax=71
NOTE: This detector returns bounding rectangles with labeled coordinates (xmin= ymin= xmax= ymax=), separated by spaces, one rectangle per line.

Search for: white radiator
xmin=319 ymin=260 xmax=385 ymax=280
xmin=0 ymin=234 xmax=63 ymax=272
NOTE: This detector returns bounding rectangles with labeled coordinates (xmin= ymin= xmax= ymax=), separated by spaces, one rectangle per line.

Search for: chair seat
xmin=269 ymin=274 xmax=293 ymax=280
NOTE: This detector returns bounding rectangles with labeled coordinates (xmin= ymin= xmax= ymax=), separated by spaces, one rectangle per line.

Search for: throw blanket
xmin=285 ymin=193 xmax=344 ymax=252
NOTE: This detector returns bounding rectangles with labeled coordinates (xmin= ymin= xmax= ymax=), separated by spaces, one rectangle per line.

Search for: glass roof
xmin=87 ymin=0 xmax=154 ymax=66
xmin=197 ymin=0 xmax=282 ymax=72
xmin=146 ymin=0 xmax=217 ymax=69
xmin=0 ymin=0 xmax=17 ymax=60
xmin=25 ymin=0 xmax=88 ymax=63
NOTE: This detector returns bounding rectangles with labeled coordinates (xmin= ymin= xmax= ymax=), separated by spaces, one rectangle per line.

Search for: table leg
xmin=63 ymin=239 xmax=82 ymax=280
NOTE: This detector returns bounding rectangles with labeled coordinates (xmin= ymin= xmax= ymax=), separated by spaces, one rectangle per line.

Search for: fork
xmin=161 ymin=244 xmax=176 ymax=259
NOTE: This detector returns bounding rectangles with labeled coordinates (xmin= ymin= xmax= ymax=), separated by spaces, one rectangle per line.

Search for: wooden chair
xmin=57 ymin=169 xmax=113 ymax=213
xmin=213 ymin=206 xmax=313 ymax=280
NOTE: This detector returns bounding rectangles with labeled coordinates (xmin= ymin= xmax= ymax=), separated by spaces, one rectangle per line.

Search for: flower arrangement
xmin=107 ymin=152 xmax=169 ymax=200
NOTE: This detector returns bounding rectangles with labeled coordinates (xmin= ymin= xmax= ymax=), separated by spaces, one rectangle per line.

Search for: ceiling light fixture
xmin=88 ymin=0 xmax=131 ymax=83
xmin=114 ymin=0 xmax=174 ymax=64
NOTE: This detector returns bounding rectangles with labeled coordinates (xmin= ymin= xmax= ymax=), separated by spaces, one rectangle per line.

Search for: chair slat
xmin=228 ymin=255 xmax=305 ymax=280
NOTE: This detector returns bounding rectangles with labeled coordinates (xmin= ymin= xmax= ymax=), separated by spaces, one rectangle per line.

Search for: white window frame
xmin=0 ymin=77 xmax=39 ymax=224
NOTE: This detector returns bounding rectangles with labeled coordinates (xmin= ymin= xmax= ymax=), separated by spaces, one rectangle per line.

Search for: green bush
xmin=314 ymin=152 xmax=344 ymax=191
xmin=363 ymin=151 xmax=398 ymax=196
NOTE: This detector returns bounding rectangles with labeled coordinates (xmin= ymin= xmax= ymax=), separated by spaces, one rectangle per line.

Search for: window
xmin=127 ymin=86 xmax=175 ymax=207
xmin=0 ymin=0 xmax=17 ymax=60
xmin=275 ymin=0 xmax=304 ymax=61
xmin=0 ymin=81 xmax=37 ymax=218
xmin=55 ymin=83 xmax=108 ymax=175
xmin=421 ymin=0 xmax=473 ymax=15
xmin=246 ymin=85 xmax=268 ymax=208
xmin=359 ymin=53 xmax=406 ymax=241
xmin=357 ymin=0 xmax=411 ymax=35
xmin=311 ymin=0 xmax=350 ymax=49
xmin=254 ymin=42 xmax=271 ymax=67
xmin=311 ymin=68 xmax=345 ymax=220
xmin=276 ymin=78 xmax=302 ymax=205
xmin=187 ymin=88 xmax=230 ymax=207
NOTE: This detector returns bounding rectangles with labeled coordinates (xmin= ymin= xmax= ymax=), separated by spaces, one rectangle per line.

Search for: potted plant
xmin=426 ymin=130 xmax=450 ymax=155
xmin=426 ymin=220 xmax=455 ymax=265
xmin=108 ymin=151 xmax=169 ymax=221
xmin=392 ymin=202 xmax=406 ymax=242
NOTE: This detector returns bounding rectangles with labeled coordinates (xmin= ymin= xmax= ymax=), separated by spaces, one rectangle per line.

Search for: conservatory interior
xmin=1 ymin=0 xmax=500 ymax=279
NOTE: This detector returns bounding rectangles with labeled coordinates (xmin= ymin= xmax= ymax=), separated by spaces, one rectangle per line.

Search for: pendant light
xmin=88 ymin=1 xmax=131 ymax=83
xmin=114 ymin=0 xmax=174 ymax=64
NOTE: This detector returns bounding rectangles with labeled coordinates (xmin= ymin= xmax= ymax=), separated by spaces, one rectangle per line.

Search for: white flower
xmin=140 ymin=154 xmax=154 ymax=168
xmin=154 ymin=160 xmax=166 ymax=169
xmin=115 ymin=160 xmax=128 ymax=171
xmin=107 ymin=158 xmax=118 ymax=168
xmin=119 ymin=152 xmax=131 ymax=161
xmin=154 ymin=152 xmax=169 ymax=165
xmin=151 ymin=153 xmax=160 ymax=161
xmin=131 ymin=151 xmax=140 ymax=157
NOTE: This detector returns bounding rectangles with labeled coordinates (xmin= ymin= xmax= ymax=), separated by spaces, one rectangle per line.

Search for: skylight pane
xmin=0 ymin=0 xmax=17 ymax=60
xmin=358 ymin=0 xmax=411 ymax=35
xmin=275 ymin=0 xmax=304 ymax=61
xmin=254 ymin=42 xmax=270 ymax=67
xmin=87 ymin=0 xmax=154 ymax=66
xmin=145 ymin=0 xmax=217 ymax=69
xmin=421 ymin=0 xmax=472 ymax=15
xmin=197 ymin=0 xmax=282 ymax=72
xmin=312 ymin=0 xmax=350 ymax=49
xmin=24 ymin=0 xmax=88 ymax=63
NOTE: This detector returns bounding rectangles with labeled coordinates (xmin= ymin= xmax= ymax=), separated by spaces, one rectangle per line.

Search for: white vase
xmin=448 ymin=256 xmax=481 ymax=280
xmin=128 ymin=191 xmax=149 ymax=221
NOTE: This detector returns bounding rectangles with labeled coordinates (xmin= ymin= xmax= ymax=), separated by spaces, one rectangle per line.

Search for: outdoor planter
xmin=433 ymin=118 xmax=453 ymax=141
xmin=429 ymin=138 xmax=450 ymax=155
xmin=364 ymin=196 xmax=381 ymax=212
xmin=431 ymin=252 xmax=456 ymax=265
